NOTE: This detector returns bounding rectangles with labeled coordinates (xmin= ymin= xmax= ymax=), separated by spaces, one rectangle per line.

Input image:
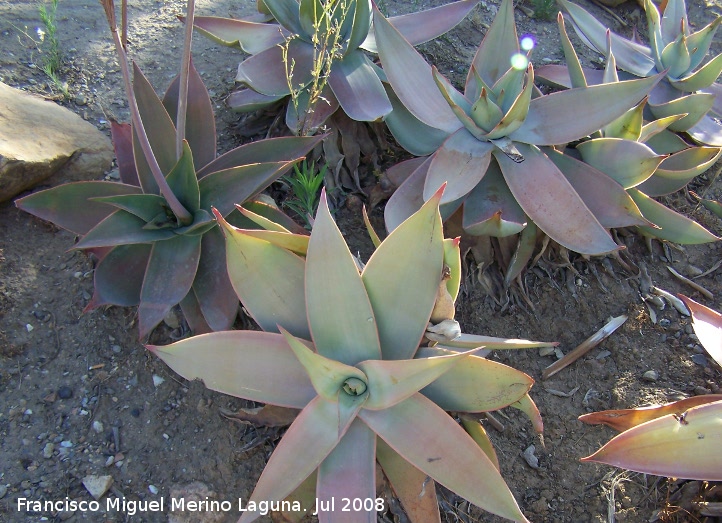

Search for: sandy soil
xmin=1 ymin=0 xmax=721 ymax=522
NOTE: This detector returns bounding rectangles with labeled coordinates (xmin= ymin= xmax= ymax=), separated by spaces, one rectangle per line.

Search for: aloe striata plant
xmin=189 ymin=0 xmax=479 ymax=134
xmin=16 ymin=0 xmax=323 ymax=339
xmin=148 ymin=185 xmax=557 ymax=522
xmin=375 ymin=0 xmax=665 ymax=257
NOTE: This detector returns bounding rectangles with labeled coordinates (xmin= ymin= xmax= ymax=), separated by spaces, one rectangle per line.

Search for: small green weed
xmin=531 ymin=0 xmax=556 ymax=21
xmin=38 ymin=0 xmax=69 ymax=98
xmin=282 ymin=160 xmax=327 ymax=228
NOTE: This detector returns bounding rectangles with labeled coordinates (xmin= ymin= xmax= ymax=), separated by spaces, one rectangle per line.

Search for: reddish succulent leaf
xmin=384 ymin=156 xmax=432 ymax=233
xmin=227 ymin=88 xmax=286 ymax=112
xmin=15 ymin=182 xmax=143 ymax=236
xmin=579 ymin=395 xmax=722 ymax=432
xmin=221 ymin=404 xmax=300 ymax=428
xmin=466 ymin=0 xmax=517 ymax=91
xmin=328 ymin=51 xmax=391 ymax=123
xmin=678 ymin=295 xmax=722 ymax=367
xmin=74 ymin=211 xmax=176 ymax=249
xmin=190 ymin=15 xmax=287 ymax=54
xmin=163 ymin=58 xmax=217 ymax=170
xmin=179 ymin=290 xmax=213 ymax=335
xmin=384 ymin=89 xmax=448 ymax=157
xmin=85 ymin=244 xmax=151 ymax=310
xmin=286 ymin=84 xmax=339 ymax=135
xmin=236 ymin=39 xmax=315 ymax=97
xmin=109 ymin=121 xmax=139 ymax=186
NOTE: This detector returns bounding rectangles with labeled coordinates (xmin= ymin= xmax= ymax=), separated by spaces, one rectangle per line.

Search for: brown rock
xmin=0 ymin=82 xmax=113 ymax=202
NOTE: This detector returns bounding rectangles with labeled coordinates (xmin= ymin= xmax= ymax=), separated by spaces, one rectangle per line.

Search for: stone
xmin=82 ymin=474 xmax=113 ymax=500
xmin=0 ymin=82 xmax=113 ymax=203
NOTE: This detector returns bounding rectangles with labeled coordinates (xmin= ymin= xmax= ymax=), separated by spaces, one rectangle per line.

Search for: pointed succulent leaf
xmin=306 ymin=193 xmax=381 ymax=364
xmin=637 ymin=146 xmax=722 ymax=196
xmin=16 ymin=182 xmax=143 ymax=236
xmin=576 ymin=138 xmax=666 ymax=189
xmin=89 ymin=193 xmax=168 ymax=223
xmin=227 ymin=88 xmax=286 ymax=112
xmin=236 ymin=39 xmax=315 ymax=96
xmin=641 ymin=123 xmax=689 ymax=150
xmin=486 ymin=65 xmax=535 ymax=139
xmin=660 ymin=0 xmax=689 ymax=44
xmin=163 ymin=59 xmax=217 ymax=170
xmin=277 ymin=472 xmax=317 ymax=523
xmin=86 ymin=244 xmax=150 ymax=308
xmin=470 ymin=87 xmax=504 ymax=132
xmin=467 ymin=0 xmax=518 ymax=88
xmin=233 ymin=229 xmax=309 ymax=255
xmin=317 ymin=420 xmax=376 ymax=523
xmin=660 ymin=32 xmax=691 ymax=79
xmin=439 ymin=333 xmax=558 ymax=350
xmin=138 ymin=234 xmax=201 ymax=339
xmin=148 ymin=331 xmax=315 ymax=408
xmin=443 ymin=237 xmax=461 ymax=302
xmin=581 ymin=400 xmax=722 ymax=481
xmin=425 ymin=129 xmax=494 ymax=204
xmin=328 ymin=51 xmax=392 ymax=122
xmin=490 ymin=66 xmax=525 ymax=114
xmin=687 ymin=16 xmax=722 ymax=71
xmin=360 ymin=393 xmax=530 ymax=522
xmin=602 ymin=33 xmax=620 ymax=85
xmin=199 ymin=161 xmax=299 ymax=216
xmin=546 ymin=148 xmax=649 ymax=228
xmin=432 ymin=66 xmax=472 ymax=114
xmin=648 ymin=92 xmax=716 ymax=132
xmin=174 ymin=209 xmax=215 ymax=236
xmin=261 ymin=0 xmax=305 ymax=36
xmin=359 ymin=349 xmax=476 ymax=410
xmin=242 ymin=198 xmax=308 ymax=234
xmin=236 ymin=204 xmax=292 ymax=233
xmin=559 ymin=0 xmax=655 ymax=76
xmin=363 ymin=187 xmax=444 ymax=360
xmin=557 ymin=13 xmax=587 ymax=89
xmin=165 ymin=141 xmax=200 ymax=213
xmin=461 ymin=159 xmax=527 ymax=237
xmin=279 ymin=327 xmax=368 ymax=403
xmin=510 ymin=393 xmax=544 ymax=436
xmin=461 ymin=416 xmax=500 ymax=470
xmin=416 ymin=345 xmax=532 ymax=412
xmin=346 ymin=0 xmax=372 ymax=55
xmin=494 ymin=145 xmax=619 ymax=255
xmin=189 ymin=16 xmax=287 ymax=54
xmin=699 ymin=197 xmax=722 ymax=218
xmin=628 ymin=188 xmax=721 ymax=243
xmin=579 ymin=395 xmax=722 ymax=432
xmin=510 ymin=73 xmax=663 ymax=145
xmin=603 ymin=99 xmax=645 ymax=141
xmin=361 ymin=0 xmax=478 ymax=53
xmin=109 ymin=121 xmax=139 ymax=186
xmin=373 ymin=7 xmax=460 ymax=133
xmin=385 ymin=88 xmax=448 ymax=156
xmin=361 ymin=206 xmax=382 ymax=250
xmin=384 ymin=157 xmax=431 ymax=232
xmin=74 ymin=211 xmax=176 ymax=249
xmin=669 ymin=53 xmax=722 ymax=92
xmin=376 ymin=439 xmax=441 ymax=523
xmin=215 ymin=211 xmax=310 ymax=338
xmin=677 ymin=295 xmax=722 ymax=367
xmin=505 ymin=221 xmax=538 ymax=285
xmin=688 ymin=113 xmax=722 ymax=147
xmin=238 ymin=397 xmax=348 ymax=523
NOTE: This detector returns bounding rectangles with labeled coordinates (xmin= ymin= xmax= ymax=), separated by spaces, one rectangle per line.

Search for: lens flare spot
xmin=520 ymin=36 xmax=535 ymax=51
xmin=511 ymin=53 xmax=528 ymax=71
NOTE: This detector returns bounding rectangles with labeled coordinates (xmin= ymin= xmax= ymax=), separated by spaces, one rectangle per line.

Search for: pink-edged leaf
xmin=227 ymin=88 xmax=286 ymax=112
xmin=234 ymin=229 xmax=309 ymax=255
xmin=363 ymin=187 xmax=444 ymax=360
xmin=678 ymin=295 xmax=722 ymax=367
xmin=462 ymin=157 xmax=527 ymax=237
xmin=215 ymin=211 xmax=310 ymax=339
xmin=424 ymin=129 xmax=494 ymax=204
xmin=306 ymin=192 xmax=381 ymax=365
xmin=328 ymin=51 xmax=392 ymax=122
xmin=576 ymin=138 xmax=666 ymax=189
xmin=372 ymin=7 xmax=460 ymax=133
xmin=687 ymin=113 xmax=722 ymax=147
xmin=236 ymin=38 xmax=314 ymax=96
xmin=242 ymin=199 xmax=308 ymax=235
xmin=239 ymin=397 xmax=348 ymax=523
xmin=360 ymin=393 xmax=530 ymax=522
xmin=440 ymin=333 xmax=558 ymax=350
xmin=384 ymin=158 xmax=432 ymax=232
xmin=192 ymin=227 xmax=238 ymax=331
xmin=494 ymin=145 xmax=620 ymax=255
xmin=179 ymin=290 xmax=212 ymax=335
xmin=198 ymin=135 xmax=324 ymax=177
xmin=138 ymin=234 xmax=201 ymax=339
xmin=277 ymin=471 xmax=317 ymax=522
xmin=581 ymin=399 xmax=722 ymax=481
xmin=199 ymin=160 xmax=299 ymax=215
xmin=85 ymin=244 xmax=150 ymax=309
xmin=466 ymin=0 xmax=517 ymax=92
xmin=461 ymin=416 xmax=500 ymax=470
xmin=546 ymin=147 xmax=649 ymax=228
xmin=648 ymin=91 xmax=716 ymax=132
xmin=317 ymin=420 xmax=377 ymax=523
xmin=638 ymin=146 xmax=722 ymax=196
xmin=109 ymin=121 xmax=139 ymax=186
xmin=511 ymin=393 xmax=544 ymax=437
xmin=163 ymin=58 xmax=217 ymax=170
xmin=190 ymin=15 xmax=287 ymax=54
xmin=376 ymin=439 xmax=441 ymax=523
xmin=148 ymin=331 xmax=315 ymax=407
xmin=416 ymin=345 xmax=532 ymax=412
xmin=74 ymin=211 xmax=176 ymax=249
xmin=358 ymin=349 xmax=476 ymax=410
xmin=361 ymin=0 xmax=478 ymax=53
xmin=385 ymin=88 xmax=448 ymax=156
xmin=16 ymin=181 xmax=143 ymax=236
xmin=510 ymin=74 xmax=663 ymax=145
xmin=579 ymin=395 xmax=722 ymax=432
xmin=132 ymin=63 xmax=177 ymax=194
xmin=346 ymin=0 xmax=372 ymax=56
xmin=660 ymin=0 xmax=688 ymax=45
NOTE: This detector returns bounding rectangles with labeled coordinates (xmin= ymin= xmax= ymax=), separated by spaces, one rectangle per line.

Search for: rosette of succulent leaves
xmin=16 ymin=0 xmax=323 ymax=340
xmin=551 ymin=0 xmax=722 ymax=147
xmin=189 ymin=0 xmax=479 ymax=136
xmin=149 ymin=186 xmax=559 ymax=523
xmin=535 ymin=14 xmax=720 ymax=246
xmin=374 ymin=0 xmax=682 ymax=282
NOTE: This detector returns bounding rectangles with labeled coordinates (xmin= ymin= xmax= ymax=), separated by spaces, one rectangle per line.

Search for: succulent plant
xmin=148 ymin=186 xmax=557 ymax=522
xmin=16 ymin=0 xmax=323 ymax=339
xmin=375 ymin=0 xmax=665 ymax=257
xmin=189 ymin=0 xmax=479 ymax=134
xmin=553 ymin=0 xmax=722 ymax=147
xmin=540 ymin=15 xmax=720 ymax=245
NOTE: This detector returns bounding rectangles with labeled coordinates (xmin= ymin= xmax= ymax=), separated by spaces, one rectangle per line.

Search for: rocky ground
xmin=1 ymin=0 xmax=721 ymax=522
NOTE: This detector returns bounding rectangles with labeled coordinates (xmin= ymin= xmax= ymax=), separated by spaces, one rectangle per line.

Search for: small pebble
xmin=25 ymin=323 xmax=34 ymax=332
xmin=642 ymin=370 xmax=659 ymax=382
xmin=152 ymin=375 xmax=165 ymax=387
xmin=111 ymin=344 xmax=122 ymax=354
xmin=92 ymin=421 xmax=104 ymax=434
xmin=692 ymin=354 xmax=708 ymax=366
xmin=659 ymin=318 xmax=671 ymax=328
xmin=130 ymin=408 xmax=141 ymax=418
xmin=148 ymin=485 xmax=159 ymax=495
xmin=0 ymin=484 xmax=8 ymax=499
xmin=523 ymin=445 xmax=539 ymax=469
xmin=42 ymin=442 xmax=54 ymax=459
xmin=60 ymin=440 xmax=73 ymax=448
xmin=58 ymin=386 xmax=73 ymax=399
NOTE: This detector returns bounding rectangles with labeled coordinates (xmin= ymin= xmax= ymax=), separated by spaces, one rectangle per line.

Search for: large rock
xmin=0 ymin=82 xmax=113 ymax=203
